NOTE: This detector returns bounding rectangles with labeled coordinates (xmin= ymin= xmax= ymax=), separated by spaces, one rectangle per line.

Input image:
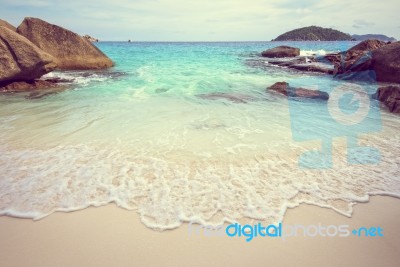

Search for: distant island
xmin=272 ymin=26 xmax=352 ymax=41
xmin=351 ymin=34 xmax=396 ymax=42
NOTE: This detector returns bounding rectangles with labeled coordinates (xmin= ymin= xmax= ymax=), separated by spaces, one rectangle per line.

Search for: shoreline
xmin=1 ymin=88 xmax=399 ymax=230
xmin=1 ymin=195 xmax=399 ymax=266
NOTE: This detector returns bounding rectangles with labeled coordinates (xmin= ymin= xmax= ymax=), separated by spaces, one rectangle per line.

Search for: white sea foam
xmin=42 ymin=71 xmax=111 ymax=86
xmin=300 ymin=49 xmax=337 ymax=57
xmin=1 ymin=138 xmax=399 ymax=229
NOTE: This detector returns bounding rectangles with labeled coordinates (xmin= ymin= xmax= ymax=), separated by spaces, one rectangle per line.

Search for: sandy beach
xmin=1 ymin=196 xmax=399 ymax=267
xmin=1 ymin=5 xmax=400 ymax=267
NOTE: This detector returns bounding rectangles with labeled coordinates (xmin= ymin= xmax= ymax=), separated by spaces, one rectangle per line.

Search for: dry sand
xmin=0 ymin=196 xmax=399 ymax=267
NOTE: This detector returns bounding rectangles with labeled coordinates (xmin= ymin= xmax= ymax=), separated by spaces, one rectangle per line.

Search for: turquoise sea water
xmin=0 ymin=42 xmax=399 ymax=229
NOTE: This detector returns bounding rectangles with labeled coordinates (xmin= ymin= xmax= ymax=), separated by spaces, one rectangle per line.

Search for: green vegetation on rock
xmin=273 ymin=26 xmax=352 ymax=41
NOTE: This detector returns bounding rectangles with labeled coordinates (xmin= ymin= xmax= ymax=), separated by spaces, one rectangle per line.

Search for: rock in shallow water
xmin=261 ymin=46 xmax=300 ymax=58
xmin=259 ymin=56 xmax=334 ymax=74
xmin=373 ymin=85 xmax=400 ymax=113
xmin=0 ymin=26 xmax=57 ymax=83
xmin=324 ymin=40 xmax=400 ymax=83
xmin=267 ymin=82 xmax=329 ymax=100
xmin=324 ymin=39 xmax=387 ymax=70
xmin=0 ymin=79 xmax=67 ymax=93
xmin=371 ymin=42 xmax=400 ymax=83
xmin=289 ymin=63 xmax=334 ymax=74
xmin=16 ymin=17 xmax=114 ymax=70
xmin=267 ymin=82 xmax=288 ymax=95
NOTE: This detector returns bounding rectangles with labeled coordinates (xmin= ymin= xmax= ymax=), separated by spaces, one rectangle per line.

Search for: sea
xmin=0 ymin=41 xmax=399 ymax=229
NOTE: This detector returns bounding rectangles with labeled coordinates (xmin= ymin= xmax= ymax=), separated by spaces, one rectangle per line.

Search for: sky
xmin=0 ymin=0 xmax=399 ymax=41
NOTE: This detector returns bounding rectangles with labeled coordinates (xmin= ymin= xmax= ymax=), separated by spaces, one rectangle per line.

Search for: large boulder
xmin=267 ymin=82 xmax=329 ymax=100
xmin=341 ymin=39 xmax=387 ymax=73
xmin=16 ymin=17 xmax=113 ymax=70
xmin=328 ymin=40 xmax=400 ymax=83
xmin=325 ymin=39 xmax=387 ymax=75
xmin=261 ymin=46 xmax=300 ymax=58
xmin=371 ymin=42 xmax=400 ymax=83
xmin=347 ymin=39 xmax=387 ymax=53
xmin=0 ymin=19 xmax=16 ymax=31
xmin=0 ymin=26 xmax=57 ymax=83
xmin=373 ymin=86 xmax=400 ymax=113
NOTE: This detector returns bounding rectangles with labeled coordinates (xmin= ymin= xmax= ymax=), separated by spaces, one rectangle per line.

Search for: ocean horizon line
xmin=93 ymin=40 xmax=360 ymax=43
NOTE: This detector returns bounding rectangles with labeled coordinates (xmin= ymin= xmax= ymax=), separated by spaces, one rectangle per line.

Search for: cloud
xmin=273 ymin=0 xmax=320 ymax=9
xmin=1 ymin=0 xmax=52 ymax=7
xmin=353 ymin=19 xmax=375 ymax=29
xmin=295 ymin=8 xmax=312 ymax=14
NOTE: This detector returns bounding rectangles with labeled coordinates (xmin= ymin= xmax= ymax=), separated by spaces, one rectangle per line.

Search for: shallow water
xmin=0 ymin=41 xmax=399 ymax=229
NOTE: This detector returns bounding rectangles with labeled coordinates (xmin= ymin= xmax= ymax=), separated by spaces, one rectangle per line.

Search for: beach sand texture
xmin=0 ymin=196 xmax=399 ymax=267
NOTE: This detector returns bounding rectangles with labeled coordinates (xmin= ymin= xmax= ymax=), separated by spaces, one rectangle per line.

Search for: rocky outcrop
xmin=0 ymin=79 xmax=63 ymax=92
xmin=370 ymin=42 xmax=400 ymax=83
xmin=0 ymin=19 xmax=16 ymax=31
xmin=267 ymin=82 xmax=329 ymax=100
xmin=16 ymin=17 xmax=113 ymax=70
xmin=324 ymin=39 xmax=387 ymax=75
xmin=373 ymin=86 xmax=400 ymax=113
xmin=288 ymin=62 xmax=334 ymax=74
xmin=259 ymin=46 xmax=335 ymax=74
xmin=348 ymin=39 xmax=387 ymax=53
xmin=259 ymin=41 xmax=387 ymax=77
xmin=325 ymin=40 xmax=400 ymax=83
xmin=0 ymin=78 xmax=72 ymax=99
xmin=261 ymin=46 xmax=300 ymax=58
xmin=264 ymin=56 xmax=334 ymax=74
xmin=83 ymin=34 xmax=98 ymax=42
xmin=0 ymin=26 xmax=57 ymax=84
xmin=340 ymin=39 xmax=387 ymax=73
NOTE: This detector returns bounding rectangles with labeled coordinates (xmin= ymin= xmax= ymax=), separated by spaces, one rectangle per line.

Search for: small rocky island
xmin=273 ymin=26 xmax=353 ymax=41
xmin=352 ymin=34 xmax=396 ymax=42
